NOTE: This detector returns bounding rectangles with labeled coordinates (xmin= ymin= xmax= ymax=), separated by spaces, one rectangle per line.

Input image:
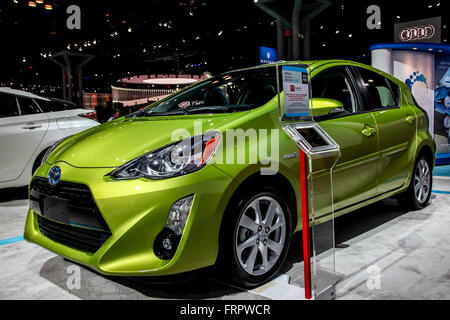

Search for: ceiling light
xmin=44 ymin=4 xmax=52 ymax=9
xmin=28 ymin=1 xmax=36 ymax=7
xmin=36 ymin=0 xmax=43 ymax=3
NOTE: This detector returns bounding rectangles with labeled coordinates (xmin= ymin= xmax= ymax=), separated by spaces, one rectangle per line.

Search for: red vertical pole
xmin=299 ymin=148 xmax=312 ymax=299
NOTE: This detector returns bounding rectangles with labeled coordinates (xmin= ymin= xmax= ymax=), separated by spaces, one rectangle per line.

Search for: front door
xmin=311 ymin=66 xmax=379 ymax=211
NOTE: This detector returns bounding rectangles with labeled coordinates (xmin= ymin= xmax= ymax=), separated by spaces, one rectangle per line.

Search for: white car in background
xmin=0 ymin=87 xmax=99 ymax=189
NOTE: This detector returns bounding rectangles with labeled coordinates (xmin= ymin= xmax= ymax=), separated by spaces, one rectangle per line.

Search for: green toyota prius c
xmin=24 ymin=60 xmax=435 ymax=288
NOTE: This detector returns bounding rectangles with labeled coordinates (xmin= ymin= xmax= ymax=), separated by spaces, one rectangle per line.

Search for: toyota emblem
xmin=48 ymin=166 xmax=61 ymax=186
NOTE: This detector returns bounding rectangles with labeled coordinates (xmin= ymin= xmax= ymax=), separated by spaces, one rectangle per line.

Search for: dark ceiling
xmin=0 ymin=0 xmax=448 ymax=96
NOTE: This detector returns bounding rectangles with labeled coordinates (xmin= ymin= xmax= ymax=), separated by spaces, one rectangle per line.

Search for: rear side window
xmin=387 ymin=79 xmax=401 ymax=106
xmin=357 ymin=67 xmax=399 ymax=110
xmin=37 ymin=100 xmax=78 ymax=112
xmin=0 ymin=93 xmax=19 ymax=117
xmin=17 ymin=97 xmax=42 ymax=115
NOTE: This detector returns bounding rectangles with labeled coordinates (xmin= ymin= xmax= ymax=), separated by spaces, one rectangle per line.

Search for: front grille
xmin=30 ymin=177 xmax=111 ymax=253
xmin=38 ymin=215 xmax=111 ymax=253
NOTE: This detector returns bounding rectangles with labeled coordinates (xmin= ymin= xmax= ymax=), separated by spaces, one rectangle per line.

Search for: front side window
xmin=0 ymin=93 xmax=19 ymax=118
xmin=357 ymin=67 xmax=399 ymax=110
xmin=311 ymin=67 xmax=357 ymax=113
xmin=17 ymin=97 xmax=42 ymax=115
xmin=130 ymin=67 xmax=277 ymax=117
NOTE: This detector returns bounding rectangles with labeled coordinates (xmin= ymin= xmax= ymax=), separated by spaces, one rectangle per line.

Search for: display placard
xmin=282 ymin=66 xmax=310 ymax=117
xmin=283 ymin=122 xmax=339 ymax=157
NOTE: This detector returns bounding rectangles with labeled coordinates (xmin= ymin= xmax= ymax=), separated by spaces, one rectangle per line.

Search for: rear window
xmin=17 ymin=97 xmax=42 ymax=115
xmin=357 ymin=67 xmax=399 ymax=110
xmin=0 ymin=93 xmax=19 ymax=117
xmin=36 ymin=100 xmax=78 ymax=112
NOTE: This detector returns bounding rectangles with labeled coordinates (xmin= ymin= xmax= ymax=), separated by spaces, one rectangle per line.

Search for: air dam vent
xmin=30 ymin=177 xmax=111 ymax=253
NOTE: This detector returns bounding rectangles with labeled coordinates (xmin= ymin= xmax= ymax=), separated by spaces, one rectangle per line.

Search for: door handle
xmin=22 ymin=122 xmax=42 ymax=130
xmin=406 ymin=114 xmax=415 ymax=125
xmin=361 ymin=125 xmax=376 ymax=137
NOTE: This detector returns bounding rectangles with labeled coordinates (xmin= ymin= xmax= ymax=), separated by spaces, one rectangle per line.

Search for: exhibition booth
xmin=371 ymin=43 xmax=450 ymax=165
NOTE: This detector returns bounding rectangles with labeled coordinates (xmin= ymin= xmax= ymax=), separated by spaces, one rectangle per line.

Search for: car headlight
xmin=41 ymin=135 xmax=74 ymax=165
xmin=109 ymin=131 xmax=221 ymax=180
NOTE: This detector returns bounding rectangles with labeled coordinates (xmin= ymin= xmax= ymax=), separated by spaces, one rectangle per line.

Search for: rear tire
xmin=397 ymin=155 xmax=432 ymax=210
xmin=218 ymin=185 xmax=292 ymax=288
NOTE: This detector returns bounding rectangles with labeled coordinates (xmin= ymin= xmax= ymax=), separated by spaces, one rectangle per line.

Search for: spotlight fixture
xmin=28 ymin=1 xmax=37 ymax=7
xmin=44 ymin=4 xmax=53 ymax=10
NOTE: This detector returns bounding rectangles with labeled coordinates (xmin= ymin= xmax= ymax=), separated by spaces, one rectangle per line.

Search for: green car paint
xmin=311 ymin=98 xmax=344 ymax=117
xmin=24 ymin=60 xmax=435 ymax=277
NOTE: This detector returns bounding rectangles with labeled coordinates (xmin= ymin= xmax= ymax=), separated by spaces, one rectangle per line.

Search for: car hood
xmin=49 ymin=113 xmax=247 ymax=168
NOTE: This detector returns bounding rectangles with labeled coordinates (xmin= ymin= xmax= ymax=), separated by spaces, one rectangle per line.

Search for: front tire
xmin=219 ymin=186 xmax=292 ymax=288
xmin=397 ymin=155 xmax=433 ymax=210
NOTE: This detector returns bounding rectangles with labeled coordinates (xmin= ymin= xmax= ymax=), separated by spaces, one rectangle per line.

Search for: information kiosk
xmin=277 ymin=63 xmax=341 ymax=300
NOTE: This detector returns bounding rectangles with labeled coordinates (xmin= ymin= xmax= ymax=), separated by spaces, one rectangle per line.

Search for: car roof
xmin=222 ymin=59 xmax=375 ymax=75
xmin=0 ymin=87 xmax=51 ymax=101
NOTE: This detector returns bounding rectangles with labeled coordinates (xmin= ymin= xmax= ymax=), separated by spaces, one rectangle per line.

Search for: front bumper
xmin=24 ymin=161 xmax=237 ymax=276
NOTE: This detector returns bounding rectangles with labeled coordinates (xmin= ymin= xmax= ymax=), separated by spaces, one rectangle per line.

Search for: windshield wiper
xmin=129 ymin=104 xmax=253 ymax=117
xmin=133 ymin=109 xmax=189 ymax=117
xmin=185 ymin=104 xmax=254 ymax=114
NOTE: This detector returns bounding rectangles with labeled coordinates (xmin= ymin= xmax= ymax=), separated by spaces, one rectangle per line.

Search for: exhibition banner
xmin=434 ymin=53 xmax=450 ymax=163
xmin=259 ymin=46 xmax=278 ymax=64
xmin=393 ymin=51 xmax=435 ymax=135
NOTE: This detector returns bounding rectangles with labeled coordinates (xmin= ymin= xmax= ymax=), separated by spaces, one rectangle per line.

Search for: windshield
xmin=129 ymin=66 xmax=277 ymax=117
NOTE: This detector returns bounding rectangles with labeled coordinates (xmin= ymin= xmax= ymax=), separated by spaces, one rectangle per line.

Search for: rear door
xmin=311 ymin=65 xmax=379 ymax=210
xmin=0 ymin=94 xmax=49 ymax=182
xmin=353 ymin=66 xmax=416 ymax=194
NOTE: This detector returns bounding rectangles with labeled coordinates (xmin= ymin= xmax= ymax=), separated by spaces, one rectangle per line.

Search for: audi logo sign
xmin=400 ymin=25 xmax=435 ymax=42
xmin=394 ymin=17 xmax=441 ymax=44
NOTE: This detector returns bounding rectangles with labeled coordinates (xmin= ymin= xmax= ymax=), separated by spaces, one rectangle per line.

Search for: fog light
xmin=153 ymin=195 xmax=194 ymax=260
xmin=154 ymin=228 xmax=180 ymax=260
xmin=166 ymin=195 xmax=193 ymax=235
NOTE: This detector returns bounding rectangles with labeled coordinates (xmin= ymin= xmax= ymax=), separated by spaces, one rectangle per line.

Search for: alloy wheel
xmin=414 ymin=159 xmax=431 ymax=204
xmin=234 ymin=196 xmax=286 ymax=276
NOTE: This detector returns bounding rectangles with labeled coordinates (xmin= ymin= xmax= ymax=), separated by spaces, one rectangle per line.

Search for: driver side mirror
xmin=311 ymin=98 xmax=346 ymax=117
